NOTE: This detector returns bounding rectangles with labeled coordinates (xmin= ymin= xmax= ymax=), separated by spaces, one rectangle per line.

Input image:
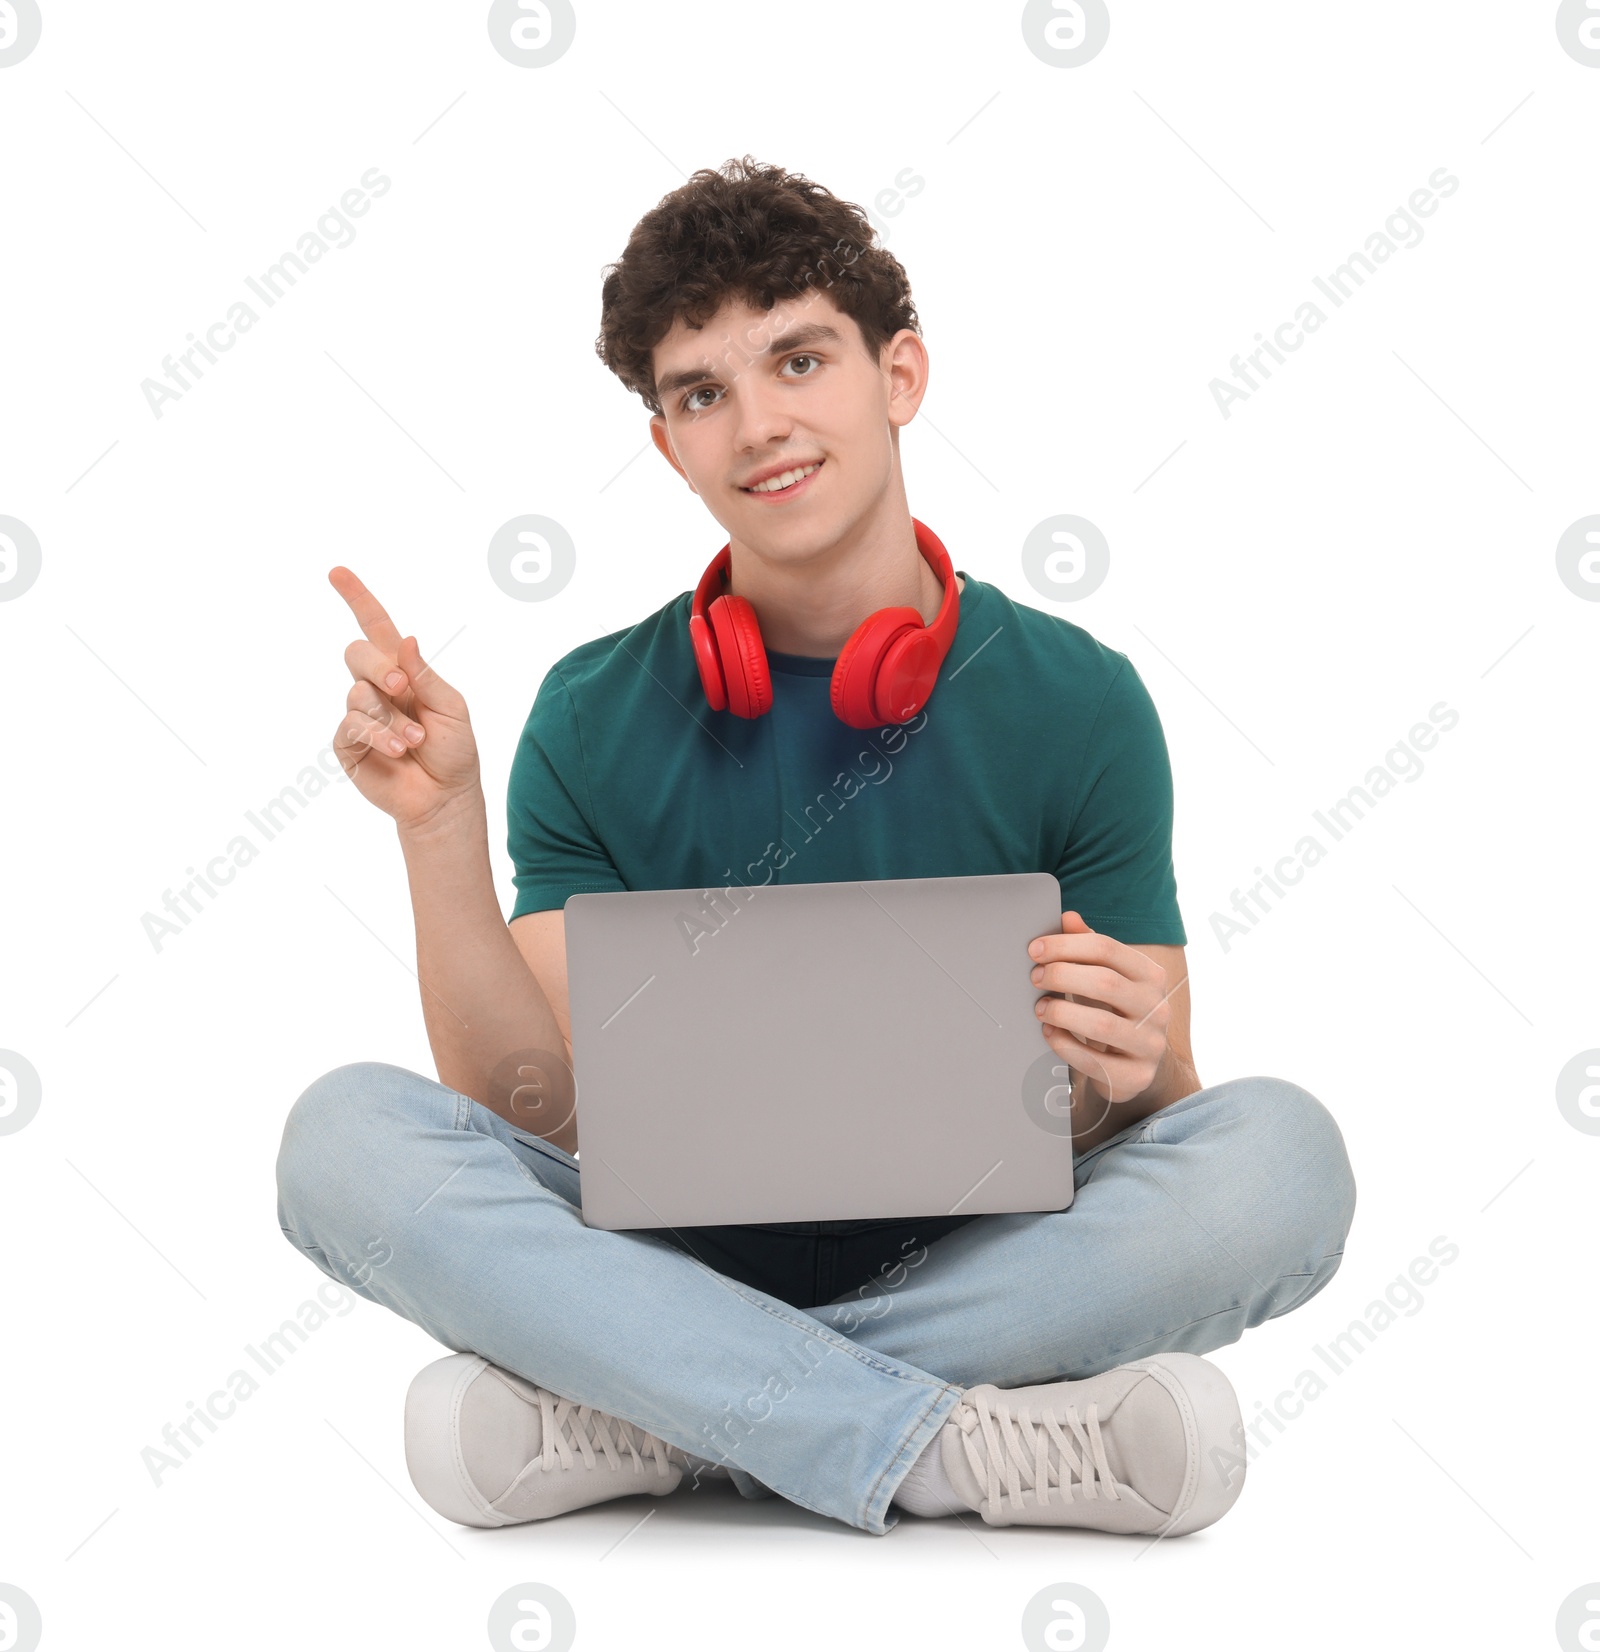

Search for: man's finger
xmin=335 ymin=707 xmax=407 ymax=765
xmin=1037 ymin=994 xmax=1143 ymax=1057
xmin=1029 ymin=921 xmax=1163 ymax=983
xmin=344 ymin=636 xmax=408 ymax=695
xmin=329 ymin=566 xmax=405 ymax=656
xmin=395 ymin=632 xmax=464 ymax=716
xmin=1028 ymin=909 xmax=1094 ymax=958
xmin=1029 ymin=928 xmax=1123 ymax=969
xmin=344 ymin=679 xmax=425 ymax=750
xmin=1032 ymin=959 xmax=1138 ymax=1010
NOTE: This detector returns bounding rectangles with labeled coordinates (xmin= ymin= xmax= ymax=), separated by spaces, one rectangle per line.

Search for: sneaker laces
xmin=954 ymin=1390 xmax=1121 ymax=1518
xmin=499 ymin=1371 xmax=674 ymax=1481
xmin=538 ymin=1389 xmax=675 ymax=1479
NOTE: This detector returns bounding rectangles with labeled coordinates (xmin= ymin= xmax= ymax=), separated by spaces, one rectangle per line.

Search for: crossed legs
xmin=275 ymin=1063 xmax=1354 ymax=1533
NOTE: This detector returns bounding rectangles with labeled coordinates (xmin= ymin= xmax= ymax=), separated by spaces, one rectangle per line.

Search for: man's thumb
xmin=398 ymin=634 xmax=451 ymax=709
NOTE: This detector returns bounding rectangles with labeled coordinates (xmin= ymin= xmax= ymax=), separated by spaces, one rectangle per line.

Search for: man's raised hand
xmin=329 ymin=566 xmax=481 ymax=832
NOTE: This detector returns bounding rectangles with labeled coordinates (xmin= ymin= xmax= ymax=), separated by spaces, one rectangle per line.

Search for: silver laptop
xmin=564 ymin=872 xmax=1077 ymax=1229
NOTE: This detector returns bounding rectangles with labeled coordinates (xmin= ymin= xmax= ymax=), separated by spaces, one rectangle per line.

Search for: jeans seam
xmin=441 ymin=1095 xmax=580 ymax=1204
xmin=1264 ymin=1250 xmax=1346 ymax=1319
xmin=1071 ymin=1118 xmax=1151 ymax=1180
xmin=860 ymin=1379 xmax=964 ymax=1532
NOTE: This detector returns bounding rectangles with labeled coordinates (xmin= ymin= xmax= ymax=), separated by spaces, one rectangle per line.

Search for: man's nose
xmin=729 ymin=378 xmax=794 ymax=452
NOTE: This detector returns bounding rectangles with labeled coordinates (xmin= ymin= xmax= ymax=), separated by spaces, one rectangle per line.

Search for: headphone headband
xmin=689 ymin=519 xmax=961 ymax=727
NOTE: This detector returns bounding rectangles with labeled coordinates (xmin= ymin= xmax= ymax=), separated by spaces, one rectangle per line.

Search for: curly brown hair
xmin=595 ymin=155 xmax=921 ymax=416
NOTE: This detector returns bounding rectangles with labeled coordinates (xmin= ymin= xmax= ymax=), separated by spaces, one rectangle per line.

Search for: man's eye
xmin=683 ymin=385 xmax=720 ymax=412
xmin=786 ymin=354 xmax=819 ymax=376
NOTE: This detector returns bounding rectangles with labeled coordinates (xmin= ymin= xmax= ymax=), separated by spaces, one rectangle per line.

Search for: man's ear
xmin=649 ymin=413 xmax=698 ymax=494
xmin=882 ymin=328 xmax=929 ymax=431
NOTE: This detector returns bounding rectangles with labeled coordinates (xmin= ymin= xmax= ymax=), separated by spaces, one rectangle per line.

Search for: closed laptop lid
xmin=564 ymin=871 xmax=1076 ymax=1229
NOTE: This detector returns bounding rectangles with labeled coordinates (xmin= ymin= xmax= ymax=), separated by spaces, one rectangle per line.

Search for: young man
xmin=276 ymin=158 xmax=1355 ymax=1538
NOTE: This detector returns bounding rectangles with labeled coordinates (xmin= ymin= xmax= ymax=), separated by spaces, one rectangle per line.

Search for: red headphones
xmin=689 ymin=518 xmax=961 ymax=729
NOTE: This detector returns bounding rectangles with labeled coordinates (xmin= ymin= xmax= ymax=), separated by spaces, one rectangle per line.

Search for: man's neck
xmin=722 ymin=505 xmax=963 ymax=658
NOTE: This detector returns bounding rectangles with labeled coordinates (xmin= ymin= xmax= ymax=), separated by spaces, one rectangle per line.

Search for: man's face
xmin=648 ymin=287 xmax=921 ymax=560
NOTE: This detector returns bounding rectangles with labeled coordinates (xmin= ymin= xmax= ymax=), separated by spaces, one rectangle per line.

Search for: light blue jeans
xmin=275 ymin=1064 xmax=1355 ymax=1534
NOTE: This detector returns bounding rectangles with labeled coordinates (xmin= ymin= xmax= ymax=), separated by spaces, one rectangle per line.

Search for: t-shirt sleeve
xmin=506 ymin=665 xmax=628 ymax=919
xmin=1054 ymin=655 xmax=1187 ymax=946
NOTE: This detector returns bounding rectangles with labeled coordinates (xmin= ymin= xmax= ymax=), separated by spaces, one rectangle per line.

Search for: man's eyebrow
xmin=656 ymin=322 xmax=845 ymax=399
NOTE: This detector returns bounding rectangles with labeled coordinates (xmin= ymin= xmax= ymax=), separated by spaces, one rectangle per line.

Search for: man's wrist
xmin=397 ymin=788 xmax=489 ymax=854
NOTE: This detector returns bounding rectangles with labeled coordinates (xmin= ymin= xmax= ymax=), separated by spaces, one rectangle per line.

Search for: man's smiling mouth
xmin=740 ymin=460 xmax=824 ymax=495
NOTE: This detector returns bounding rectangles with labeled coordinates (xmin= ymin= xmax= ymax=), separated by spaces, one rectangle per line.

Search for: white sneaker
xmin=404 ymin=1353 xmax=685 ymax=1527
xmin=938 ymin=1352 xmax=1245 ymax=1536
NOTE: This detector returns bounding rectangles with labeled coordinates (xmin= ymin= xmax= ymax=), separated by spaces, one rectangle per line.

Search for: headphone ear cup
xmin=875 ymin=626 xmax=946 ymax=723
xmin=689 ymin=611 xmax=728 ymax=711
xmin=707 ymin=594 xmax=773 ymax=718
xmin=830 ymin=607 xmax=921 ymax=729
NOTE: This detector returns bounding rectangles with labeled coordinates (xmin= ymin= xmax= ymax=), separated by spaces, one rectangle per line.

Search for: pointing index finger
xmin=329 ymin=566 xmax=405 ymax=656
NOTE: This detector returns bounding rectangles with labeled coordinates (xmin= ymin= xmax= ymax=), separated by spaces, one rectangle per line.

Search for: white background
xmin=2 ymin=2 xmax=1596 ymax=1648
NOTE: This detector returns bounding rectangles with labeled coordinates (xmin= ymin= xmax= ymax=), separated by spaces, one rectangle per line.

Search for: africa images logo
xmin=0 ymin=0 xmax=42 ymax=68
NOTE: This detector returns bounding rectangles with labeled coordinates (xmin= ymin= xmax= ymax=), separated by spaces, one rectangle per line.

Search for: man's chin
xmin=725 ymin=500 xmax=849 ymax=559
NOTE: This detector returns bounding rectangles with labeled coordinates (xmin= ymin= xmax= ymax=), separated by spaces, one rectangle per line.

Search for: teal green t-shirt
xmin=506 ymin=571 xmax=1187 ymax=947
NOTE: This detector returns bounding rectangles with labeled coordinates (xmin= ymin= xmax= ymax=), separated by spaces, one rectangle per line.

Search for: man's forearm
xmin=398 ymin=791 xmax=578 ymax=1153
